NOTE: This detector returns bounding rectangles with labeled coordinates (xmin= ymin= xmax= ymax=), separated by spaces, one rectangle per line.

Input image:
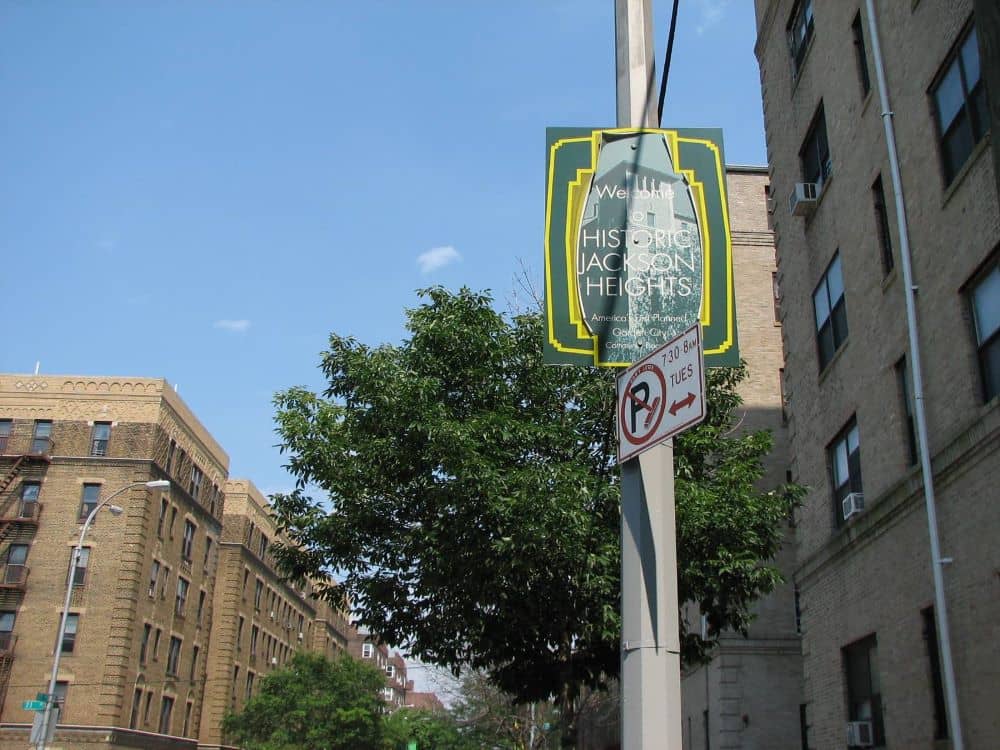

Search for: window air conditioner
xmin=298 ymin=632 xmax=304 ymax=641
xmin=789 ymin=182 xmax=819 ymax=216
xmin=842 ymin=492 xmax=865 ymax=520
xmin=269 ymin=611 xmax=275 ymax=619
xmin=846 ymin=721 xmax=874 ymax=747
xmin=271 ymin=657 xmax=278 ymax=666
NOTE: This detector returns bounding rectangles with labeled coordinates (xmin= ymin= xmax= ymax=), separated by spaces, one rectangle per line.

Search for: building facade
xmin=0 ymin=375 xmax=228 ymax=747
xmin=755 ymin=1 xmax=998 ymax=748
xmin=198 ymin=479 xmax=353 ymax=749
xmin=679 ymin=167 xmax=802 ymax=750
xmin=0 ymin=376 xmax=361 ymax=750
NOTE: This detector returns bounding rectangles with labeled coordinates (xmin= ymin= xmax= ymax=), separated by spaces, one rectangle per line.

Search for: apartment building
xmin=0 ymin=374 xmax=228 ymax=748
xmin=198 ymin=479 xmax=353 ymax=748
xmin=350 ymin=628 xmax=409 ymax=709
xmin=679 ymin=167 xmax=801 ymax=750
xmin=0 ymin=376 xmax=361 ymax=750
xmin=755 ymin=1 xmax=998 ymax=748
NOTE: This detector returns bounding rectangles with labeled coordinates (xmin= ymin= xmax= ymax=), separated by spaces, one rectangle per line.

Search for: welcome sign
xmin=543 ymin=127 xmax=738 ymax=368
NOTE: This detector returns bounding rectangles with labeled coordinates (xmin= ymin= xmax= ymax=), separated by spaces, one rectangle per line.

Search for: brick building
xmin=755 ymin=1 xmax=998 ymax=748
xmin=198 ymin=479 xmax=353 ymax=749
xmin=0 ymin=375 xmax=227 ymax=748
xmin=0 ymin=376 xmax=357 ymax=750
xmin=679 ymin=166 xmax=801 ymax=750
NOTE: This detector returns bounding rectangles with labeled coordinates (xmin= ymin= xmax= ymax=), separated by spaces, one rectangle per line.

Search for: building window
xmin=143 ymin=691 xmax=153 ymax=725
xmin=362 ymin=643 xmax=374 ymax=659
xmin=772 ymin=272 xmax=782 ymax=323
xmin=31 ymin=420 xmax=52 ymax=454
xmin=169 ymin=506 xmax=177 ymax=539
xmin=54 ymin=681 xmax=68 ymax=714
xmin=181 ymin=520 xmax=196 ymax=561
xmin=921 ymin=607 xmax=948 ymax=740
xmin=0 ymin=611 xmax=16 ymax=654
xmin=932 ymin=22 xmax=987 ymax=185
xmin=814 ymin=252 xmax=848 ymax=369
xmin=140 ymin=624 xmax=151 ymax=663
xmin=251 ymin=625 xmax=259 ymax=656
xmin=197 ymin=590 xmax=206 ymax=625
xmin=190 ymin=645 xmax=200 ymax=681
xmin=242 ymin=568 xmax=250 ymax=598
xmin=153 ymin=627 xmax=162 ymax=659
xmin=90 ymin=422 xmax=111 ymax=456
xmin=5 ymin=543 xmax=28 ymax=584
xmin=79 ymin=484 xmax=101 ymax=521
xmin=157 ymin=498 xmax=168 ymax=538
xmin=62 ymin=613 xmax=80 ymax=653
xmin=158 ymin=695 xmax=175 ymax=734
xmin=843 ymin=634 xmax=885 ymax=746
xmin=246 ymin=671 xmax=255 ymax=697
xmin=254 ymin=579 xmax=264 ymax=611
xmin=872 ymin=175 xmax=894 ymax=275
xmin=203 ymin=537 xmax=213 ymax=571
xmin=258 ymin=534 xmax=268 ymax=560
xmin=167 ymin=636 xmax=182 ymax=676
xmin=851 ymin=12 xmax=871 ymax=97
xmin=175 ymin=577 xmax=189 ymax=616
xmin=786 ymin=0 xmax=814 ymax=75
xmin=0 ymin=419 xmax=11 ymax=453
xmin=800 ymin=102 xmax=832 ymax=191
xmin=236 ymin=616 xmax=245 ymax=651
xmin=183 ymin=701 xmax=193 ymax=736
xmin=166 ymin=439 xmax=176 ymax=473
xmin=189 ymin=465 xmax=203 ymax=500
xmin=19 ymin=481 xmax=40 ymax=519
xmin=149 ymin=560 xmax=160 ymax=598
xmin=969 ymin=259 xmax=1000 ymax=401
xmin=895 ymin=357 xmax=918 ymax=465
xmin=129 ymin=688 xmax=142 ymax=729
xmin=70 ymin=547 xmax=90 ymax=587
xmin=829 ymin=416 xmax=863 ymax=526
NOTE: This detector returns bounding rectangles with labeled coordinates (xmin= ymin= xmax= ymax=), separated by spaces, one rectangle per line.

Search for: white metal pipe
xmin=863 ymin=3 xmax=964 ymax=748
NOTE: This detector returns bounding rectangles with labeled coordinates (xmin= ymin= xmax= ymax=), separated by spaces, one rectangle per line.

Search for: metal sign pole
xmin=615 ymin=1 xmax=683 ymax=748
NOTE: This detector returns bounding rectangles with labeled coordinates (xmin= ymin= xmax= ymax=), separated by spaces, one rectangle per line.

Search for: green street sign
xmin=544 ymin=127 xmax=738 ymax=367
xmin=407 ymin=742 xmax=418 ymax=750
xmin=23 ymin=700 xmax=46 ymax=711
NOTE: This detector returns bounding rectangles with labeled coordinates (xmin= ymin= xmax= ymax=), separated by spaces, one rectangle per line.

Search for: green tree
xmin=382 ymin=707 xmax=474 ymax=750
xmin=271 ymin=287 xmax=800 ymax=735
xmin=222 ymin=651 xmax=385 ymax=750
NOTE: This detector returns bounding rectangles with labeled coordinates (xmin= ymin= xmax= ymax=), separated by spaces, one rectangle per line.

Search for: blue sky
xmin=1 ymin=0 xmax=765 ymax=497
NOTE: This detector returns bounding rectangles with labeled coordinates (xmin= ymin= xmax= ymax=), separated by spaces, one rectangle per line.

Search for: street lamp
xmin=35 ymin=479 xmax=171 ymax=749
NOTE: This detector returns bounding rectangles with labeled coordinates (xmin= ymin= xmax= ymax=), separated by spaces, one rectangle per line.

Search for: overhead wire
xmin=657 ymin=0 xmax=681 ymax=127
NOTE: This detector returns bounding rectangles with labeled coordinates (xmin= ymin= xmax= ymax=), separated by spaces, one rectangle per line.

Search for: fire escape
xmin=0 ymin=430 xmax=49 ymax=715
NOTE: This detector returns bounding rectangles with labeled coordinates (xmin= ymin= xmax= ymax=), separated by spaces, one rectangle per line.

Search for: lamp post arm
xmin=37 ymin=481 xmax=143 ymax=749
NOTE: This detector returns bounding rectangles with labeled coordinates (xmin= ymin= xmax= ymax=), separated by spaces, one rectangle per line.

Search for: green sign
xmin=407 ymin=742 xmax=417 ymax=750
xmin=544 ymin=127 xmax=738 ymax=367
xmin=22 ymin=700 xmax=45 ymax=711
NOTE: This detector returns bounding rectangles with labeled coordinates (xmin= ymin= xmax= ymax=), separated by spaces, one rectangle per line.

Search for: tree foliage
xmin=382 ymin=708 xmax=475 ymax=750
xmin=222 ymin=651 xmax=385 ymax=750
xmin=271 ymin=287 xmax=800 ymax=712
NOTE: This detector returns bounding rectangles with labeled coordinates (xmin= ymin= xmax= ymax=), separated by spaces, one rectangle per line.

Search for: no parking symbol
xmin=616 ymin=323 xmax=706 ymax=463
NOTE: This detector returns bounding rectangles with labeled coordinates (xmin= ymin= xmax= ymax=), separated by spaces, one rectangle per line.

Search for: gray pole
xmin=616 ymin=2 xmax=683 ymax=748
xmin=863 ymin=2 xmax=964 ymax=748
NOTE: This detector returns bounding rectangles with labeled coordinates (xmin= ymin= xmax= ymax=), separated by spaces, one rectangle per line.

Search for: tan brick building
xmin=679 ymin=167 xmax=801 ymax=750
xmin=198 ymin=479 xmax=353 ymax=749
xmin=0 ymin=376 xmax=358 ymax=750
xmin=755 ymin=1 xmax=998 ymax=748
xmin=0 ymin=375 xmax=228 ymax=747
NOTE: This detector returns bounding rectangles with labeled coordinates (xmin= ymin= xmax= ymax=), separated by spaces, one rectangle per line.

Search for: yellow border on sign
xmin=544 ymin=129 xmax=736 ymax=363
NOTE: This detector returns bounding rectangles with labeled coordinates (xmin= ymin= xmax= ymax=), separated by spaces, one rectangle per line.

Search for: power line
xmin=657 ymin=0 xmax=681 ymax=127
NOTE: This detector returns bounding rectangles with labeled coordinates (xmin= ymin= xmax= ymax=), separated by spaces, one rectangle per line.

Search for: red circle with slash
xmin=619 ymin=363 xmax=667 ymax=446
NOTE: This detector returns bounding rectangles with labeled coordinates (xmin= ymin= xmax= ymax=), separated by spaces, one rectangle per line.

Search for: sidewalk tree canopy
xmin=271 ymin=287 xmax=801 ymax=707
xmin=222 ymin=651 xmax=386 ymax=750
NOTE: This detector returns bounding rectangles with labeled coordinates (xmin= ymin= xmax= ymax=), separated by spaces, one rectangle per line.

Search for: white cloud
xmin=694 ymin=0 xmax=729 ymax=35
xmin=213 ymin=319 xmax=251 ymax=333
xmin=417 ymin=245 xmax=462 ymax=274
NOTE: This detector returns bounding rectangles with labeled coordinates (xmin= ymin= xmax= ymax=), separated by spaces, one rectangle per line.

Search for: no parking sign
xmin=616 ymin=324 xmax=706 ymax=463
